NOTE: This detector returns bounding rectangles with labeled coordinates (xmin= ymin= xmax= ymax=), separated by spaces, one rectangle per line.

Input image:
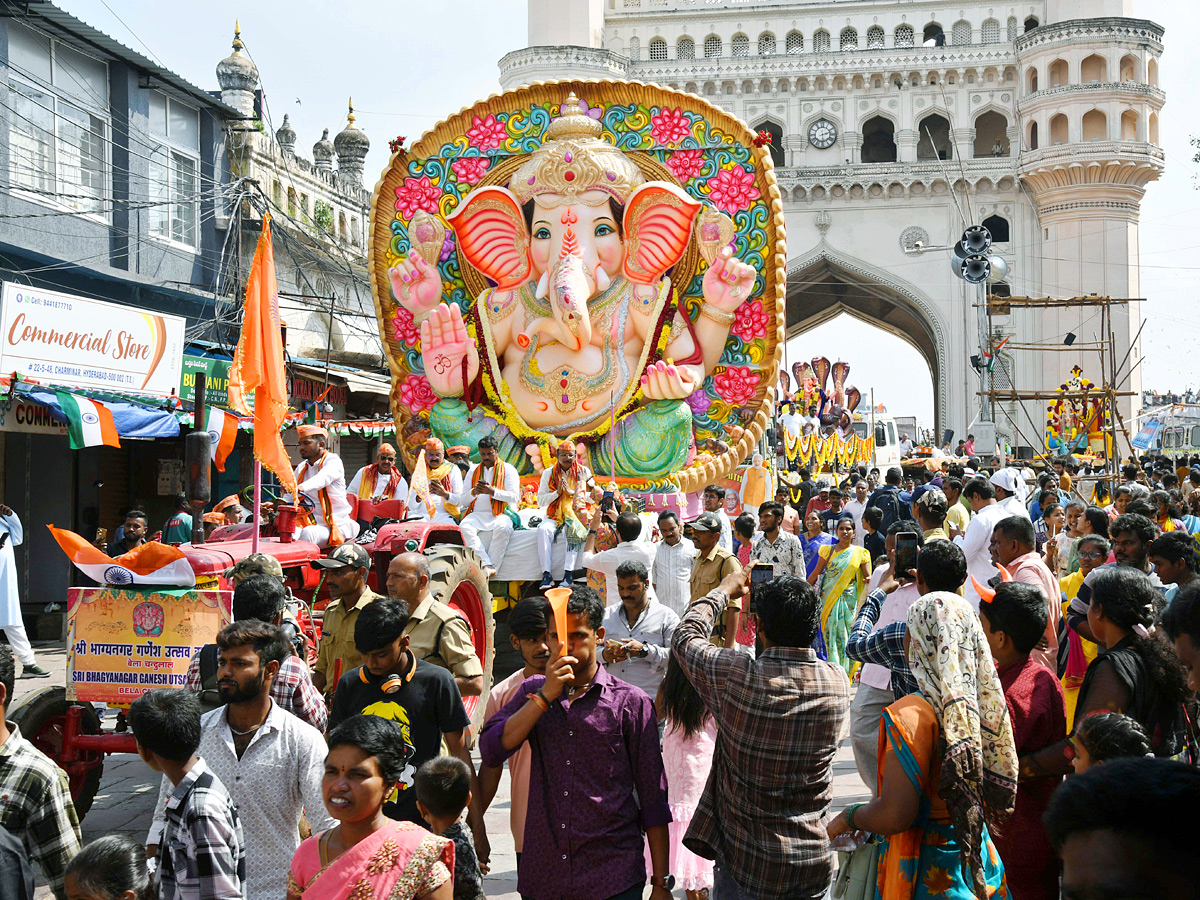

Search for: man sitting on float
xmin=282 ymin=424 xmax=358 ymax=547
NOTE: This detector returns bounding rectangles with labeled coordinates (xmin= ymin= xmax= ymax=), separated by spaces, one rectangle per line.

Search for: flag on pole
xmin=56 ymin=392 xmax=120 ymax=449
xmin=205 ymin=407 xmax=238 ymax=472
xmin=47 ymin=525 xmax=195 ymax=587
xmin=227 ymin=214 xmax=298 ymax=497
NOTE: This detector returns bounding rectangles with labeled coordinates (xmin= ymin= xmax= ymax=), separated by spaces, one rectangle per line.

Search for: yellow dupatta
xmin=818 ymin=542 xmax=869 ymax=629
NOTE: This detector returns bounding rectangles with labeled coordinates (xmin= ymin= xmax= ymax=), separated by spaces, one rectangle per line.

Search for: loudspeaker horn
xmin=961 ymin=224 xmax=992 ymax=255
xmin=986 ymin=255 xmax=1009 ymax=283
xmin=959 ymin=254 xmax=991 ymax=283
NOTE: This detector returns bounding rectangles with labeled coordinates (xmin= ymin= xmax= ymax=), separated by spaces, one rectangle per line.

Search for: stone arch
xmin=951 ymin=20 xmax=972 ymax=45
xmin=1148 ymin=57 xmax=1159 ymax=86
xmin=923 ymin=22 xmax=944 ymax=43
xmin=752 ymin=117 xmax=786 ymax=167
xmin=677 ymin=36 xmax=695 ymax=59
xmin=786 ymin=30 xmax=804 ymax=54
xmin=981 ymin=19 xmax=1001 ymax=43
xmin=894 ymin=24 xmax=914 ymax=48
xmin=860 ymin=114 xmax=898 ymax=163
xmin=1048 ymin=58 xmax=1068 ymax=86
xmin=649 ymin=37 xmax=667 ymax=61
xmin=1080 ymin=54 xmax=1107 ymax=83
xmin=1120 ymin=53 xmax=1139 ymax=82
xmin=704 ymin=34 xmax=723 ymax=58
xmin=786 ymin=247 xmax=949 ymax=434
xmin=973 ymin=109 xmax=1009 ymax=157
xmin=982 ymin=214 xmax=1010 ymax=243
xmin=1024 ymin=16 xmax=1039 ymax=33
xmin=1027 ymin=67 xmax=1038 ymax=93
xmin=814 ymin=29 xmax=831 ymax=52
xmin=758 ymin=31 xmax=776 ymax=55
xmin=1007 ymin=16 xmax=1019 ymax=41
xmin=628 ymin=36 xmax=640 ymax=60
xmin=840 ymin=27 xmax=858 ymax=51
xmin=866 ymin=26 xmax=885 ymax=49
xmin=1121 ymin=109 xmax=1138 ymax=141
xmin=916 ymin=112 xmax=953 ymax=160
xmin=731 ymin=33 xmax=749 ymax=57
xmin=1027 ymin=120 xmax=1039 ymax=150
xmin=1050 ymin=113 xmax=1069 ymax=144
xmin=1149 ymin=112 xmax=1159 ymax=143
xmin=1082 ymin=108 xmax=1108 ymax=142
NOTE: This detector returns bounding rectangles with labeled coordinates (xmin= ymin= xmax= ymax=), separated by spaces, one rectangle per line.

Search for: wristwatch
xmin=636 ymin=645 xmax=649 ymax=658
xmin=651 ymin=874 xmax=675 ymax=890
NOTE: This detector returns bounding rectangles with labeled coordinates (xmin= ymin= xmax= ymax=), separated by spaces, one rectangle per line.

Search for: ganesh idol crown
xmin=368 ymin=81 xmax=786 ymax=494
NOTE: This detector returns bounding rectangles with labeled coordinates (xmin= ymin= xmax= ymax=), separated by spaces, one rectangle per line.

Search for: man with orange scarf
xmin=408 ymin=437 xmax=463 ymax=525
xmin=536 ymin=440 xmax=596 ymax=589
xmin=284 ymin=424 xmax=358 ymax=547
xmin=347 ymin=444 xmax=409 ymax=503
xmin=453 ymin=435 xmax=520 ymax=577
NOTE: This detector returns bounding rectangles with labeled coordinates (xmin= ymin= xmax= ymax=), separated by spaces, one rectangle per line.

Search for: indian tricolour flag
xmin=205 ymin=407 xmax=238 ymax=472
xmin=48 ymin=525 xmax=195 ymax=586
xmin=56 ymin=391 xmax=120 ymax=449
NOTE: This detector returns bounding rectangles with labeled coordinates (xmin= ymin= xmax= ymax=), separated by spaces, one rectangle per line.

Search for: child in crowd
xmin=979 ymin=582 xmax=1067 ymax=900
xmin=733 ymin=516 xmax=758 ymax=655
xmin=415 ymin=757 xmax=485 ymax=900
xmin=862 ymin=506 xmax=885 ymax=567
xmin=733 ymin=513 xmax=755 ymax=568
xmin=64 ymin=835 xmax=157 ymax=900
xmin=1071 ymin=712 xmax=1152 ymax=772
xmin=127 ymin=690 xmax=245 ymax=900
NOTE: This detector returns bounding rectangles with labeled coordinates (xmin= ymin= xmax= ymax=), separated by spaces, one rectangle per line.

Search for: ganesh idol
xmin=386 ymin=94 xmax=756 ymax=481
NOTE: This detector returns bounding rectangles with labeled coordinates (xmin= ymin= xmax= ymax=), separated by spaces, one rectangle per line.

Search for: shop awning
xmin=21 ymin=387 xmax=181 ymax=440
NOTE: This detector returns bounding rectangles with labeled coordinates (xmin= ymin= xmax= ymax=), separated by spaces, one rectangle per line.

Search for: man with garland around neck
xmin=453 ymin=436 xmax=521 ymax=578
xmin=408 ymin=437 xmax=464 ymax=525
xmin=348 ymin=443 xmax=409 ymax=504
xmin=537 ymin=440 xmax=598 ymax=589
xmin=284 ymin=424 xmax=358 ymax=547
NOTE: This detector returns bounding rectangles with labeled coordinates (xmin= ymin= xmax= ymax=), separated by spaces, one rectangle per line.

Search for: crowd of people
xmin=7 ymin=445 xmax=1200 ymax=900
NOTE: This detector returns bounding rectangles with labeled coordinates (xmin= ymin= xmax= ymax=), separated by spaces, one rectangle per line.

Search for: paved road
xmin=18 ymin=641 xmax=869 ymax=899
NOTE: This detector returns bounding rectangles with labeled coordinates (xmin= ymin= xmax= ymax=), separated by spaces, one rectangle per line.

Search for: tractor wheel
xmin=9 ymin=686 xmax=103 ymax=818
xmin=425 ymin=544 xmax=494 ymax=736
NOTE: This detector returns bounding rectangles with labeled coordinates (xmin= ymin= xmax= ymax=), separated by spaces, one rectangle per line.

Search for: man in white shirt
xmin=899 ymin=433 xmax=915 ymax=458
xmin=454 ymin=436 xmax=520 ymax=576
xmin=652 ymin=510 xmax=696 ymax=617
xmin=347 ymin=443 xmax=409 ymax=503
xmin=147 ymin=621 xmax=333 ymax=900
xmin=702 ymin=483 xmax=733 ymax=552
xmin=955 ymin=476 xmax=1010 ymax=609
xmin=600 ymin=560 xmax=679 ymax=697
xmin=285 ymin=424 xmax=358 ymax=546
xmin=581 ymin=509 xmax=656 ymax=607
xmin=536 ymin=441 xmax=597 ymax=589
xmin=407 ymin=438 xmax=464 ymax=525
xmin=842 ymin=479 xmax=870 ymax=546
xmin=990 ymin=467 xmax=1032 ymax=520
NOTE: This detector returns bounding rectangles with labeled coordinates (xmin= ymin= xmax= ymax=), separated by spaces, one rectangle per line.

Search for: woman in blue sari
xmin=799 ymin=510 xmax=835 ymax=577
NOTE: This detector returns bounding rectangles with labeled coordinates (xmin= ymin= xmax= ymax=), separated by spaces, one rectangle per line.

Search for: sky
xmin=48 ymin=0 xmax=1200 ymax=430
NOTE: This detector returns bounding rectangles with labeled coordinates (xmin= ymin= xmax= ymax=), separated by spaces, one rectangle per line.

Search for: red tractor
xmin=10 ymin=498 xmax=494 ymax=819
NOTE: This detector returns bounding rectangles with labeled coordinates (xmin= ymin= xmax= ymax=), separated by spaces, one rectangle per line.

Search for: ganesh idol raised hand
xmin=386 ymin=93 xmax=756 ymax=481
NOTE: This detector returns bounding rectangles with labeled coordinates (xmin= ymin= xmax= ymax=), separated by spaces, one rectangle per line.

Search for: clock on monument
xmin=808 ymin=118 xmax=837 ymax=149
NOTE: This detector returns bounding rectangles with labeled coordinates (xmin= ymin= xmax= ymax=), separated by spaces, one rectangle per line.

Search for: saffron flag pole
xmin=227 ymin=214 xmax=297 ymax=551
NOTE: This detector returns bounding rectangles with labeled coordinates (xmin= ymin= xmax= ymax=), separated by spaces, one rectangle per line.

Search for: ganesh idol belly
xmin=387 ymin=95 xmax=756 ymax=478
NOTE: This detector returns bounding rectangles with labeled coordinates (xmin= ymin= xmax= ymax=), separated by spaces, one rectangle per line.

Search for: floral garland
xmin=785 ymin=431 xmax=876 ymax=469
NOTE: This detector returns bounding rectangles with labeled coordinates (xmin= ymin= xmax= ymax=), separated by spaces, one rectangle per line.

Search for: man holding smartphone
xmin=601 ymin=561 xmax=678 ymax=696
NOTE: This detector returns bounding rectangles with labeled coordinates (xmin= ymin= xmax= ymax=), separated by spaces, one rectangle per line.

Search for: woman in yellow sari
xmin=1058 ymin=534 xmax=1107 ymax=729
xmin=808 ymin=514 xmax=872 ymax=674
xmin=288 ymin=716 xmax=453 ymax=900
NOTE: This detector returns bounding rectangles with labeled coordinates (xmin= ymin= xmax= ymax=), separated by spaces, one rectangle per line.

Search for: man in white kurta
xmin=536 ymin=441 xmax=596 ymax=588
xmin=285 ymin=425 xmax=359 ymax=547
xmin=0 ymin=506 xmax=47 ymax=676
xmin=406 ymin=438 xmax=464 ymax=525
xmin=453 ymin=437 xmax=520 ymax=574
xmin=347 ymin=443 xmax=409 ymax=503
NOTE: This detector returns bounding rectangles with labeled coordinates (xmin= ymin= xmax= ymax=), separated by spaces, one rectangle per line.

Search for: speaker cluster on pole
xmin=950 ymin=225 xmax=1008 ymax=285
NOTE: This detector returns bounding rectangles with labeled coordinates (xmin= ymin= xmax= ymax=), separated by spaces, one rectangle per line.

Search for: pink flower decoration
xmin=651 ymin=108 xmax=691 ymax=145
xmin=732 ymin=299 xmax=768 ymax=341
xmin=712 ymin=366 xmax=761 ymax=405
xmin=394 ymin=176 xmax=440 ymax=219
xmin=451 ymin=156 xmax=490 ymax=185
xmin=399 ymin=373 xmax=437 ymax=413
xmin=466 ymin=114 xmax=507 ymax=151
xmin=392 ymin=307 xmax=418 ymax=346
xmin=666 ymin=149 xmax=705 ymax=181
xmin=707 ymin=166 xmax=761 ymax=214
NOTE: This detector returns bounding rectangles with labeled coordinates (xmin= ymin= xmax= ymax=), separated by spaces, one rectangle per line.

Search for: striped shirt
xmin=158 ymin=759 xmax=246 ymax=900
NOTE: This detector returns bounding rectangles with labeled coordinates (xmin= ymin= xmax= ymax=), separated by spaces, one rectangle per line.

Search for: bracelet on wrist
xmin=846 ymin=802 xmax=863 ymax=830
xmin=529 ymin=690 xmax=549 ymax=712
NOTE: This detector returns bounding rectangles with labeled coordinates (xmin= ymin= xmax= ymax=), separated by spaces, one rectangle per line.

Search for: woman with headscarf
xmin=828 ymin=586 xmax=1017 ymax=899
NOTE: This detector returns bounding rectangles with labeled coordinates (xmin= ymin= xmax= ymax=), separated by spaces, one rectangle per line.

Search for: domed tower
xmin=275 ymin=114 xmax=296 ymax=156
xmin=499 ymin=0 xmax=625 ymax=91
xmin=1015 ymin=2 xmax=1164 ymax=422
xmin=313 ymin=128 xmax=335 ymax=172
xmin=334 ymin=99 xmax=369 ymax=188
xmin=215 ymin=21 xmax=258 ymax=119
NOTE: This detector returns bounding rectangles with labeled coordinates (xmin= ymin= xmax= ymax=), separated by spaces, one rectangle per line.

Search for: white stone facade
xmin=500 ymin=0 xmax=1163 ymax=450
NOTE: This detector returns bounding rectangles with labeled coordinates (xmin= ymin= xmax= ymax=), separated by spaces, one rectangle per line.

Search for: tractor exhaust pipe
xmin=186 ymin=376 xmax=211 ymax=544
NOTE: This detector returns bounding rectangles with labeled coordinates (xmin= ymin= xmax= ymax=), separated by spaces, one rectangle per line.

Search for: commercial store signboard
xmin=0 ymin=282 xmax=185 ymax=395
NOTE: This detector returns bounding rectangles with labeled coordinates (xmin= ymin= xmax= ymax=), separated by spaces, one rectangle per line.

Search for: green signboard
xmin=180 ymin=355 xmax=241 ymax=410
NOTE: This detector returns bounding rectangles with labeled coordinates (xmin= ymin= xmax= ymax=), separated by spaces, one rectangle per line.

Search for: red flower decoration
xmin=392 ymin=307 xmax=418 ymax=346
xmin=450 ymin=157 xmax=490 ymax=185
xmin=650 ymin=107 xmax=691 ymax=145
xmin=388 ymin=135 xmax=407 ymax=153
xmin=707 ymin=166 xmax=761 ymax=214
xmin=466 ymin=113 xmax=507 ymax=151
xmin=732 ymin=299 xmax=768 ymax=341
xmin=752 ymin=130 xmax=773 ymax=147
xmin=399 ymin=374 xmax=437 ymax=413
xmin=712 ymin=366 xmax=761 ymax=405
xmin=666 ymin=149 xmax=705 ymax=181
xmin=394 ymin=176 xmax=440 ymax=219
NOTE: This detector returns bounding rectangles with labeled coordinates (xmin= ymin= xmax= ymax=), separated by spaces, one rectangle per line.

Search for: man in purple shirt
xmin=480 ymin=585 xmax=673 ymax=900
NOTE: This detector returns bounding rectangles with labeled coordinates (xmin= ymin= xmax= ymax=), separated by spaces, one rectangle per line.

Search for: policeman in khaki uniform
xmin=689 ymin=512 xmax=743 ymax=648
xmin=310 ymin=543 xmax=385 ymax=694
xmin=385 ymin=551 xmax=485 ymax=698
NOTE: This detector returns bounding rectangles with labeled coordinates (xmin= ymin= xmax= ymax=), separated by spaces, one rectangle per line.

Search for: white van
xmin=849 ymin=413 xmax=902 ymax=469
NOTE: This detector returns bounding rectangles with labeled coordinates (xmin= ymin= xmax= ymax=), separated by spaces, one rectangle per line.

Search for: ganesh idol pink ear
xmin=621 ymin=183 xmax=702 ymax=285
xmin=446 ymin=186 xmax=532 ymax=290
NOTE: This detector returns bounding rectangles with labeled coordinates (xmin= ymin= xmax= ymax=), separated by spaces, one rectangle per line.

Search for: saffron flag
xmin=409 ymin=449 xmax=435 ymax=519
xmin=205 ymin=407 xmax=238 ymax=472
xmin=227 ymin=215 xmax=298 ymax=497
xmin=56 ymin=392 xmax=120 ymax=449
xmin=48 ymin=525 xmax=196 ymax=587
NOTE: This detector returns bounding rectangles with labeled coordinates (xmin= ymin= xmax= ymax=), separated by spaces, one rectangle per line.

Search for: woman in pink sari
xmin=288 ymin=716 xmax=454 ymax=900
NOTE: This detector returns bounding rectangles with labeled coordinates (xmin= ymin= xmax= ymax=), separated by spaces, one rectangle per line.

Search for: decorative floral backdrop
xmin=369 ymin=81 xmax=784 ymax=489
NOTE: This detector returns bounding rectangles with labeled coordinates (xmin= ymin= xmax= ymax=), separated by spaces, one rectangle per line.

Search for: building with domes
xmin=501 ymin=0 xmax=1163 ymax=449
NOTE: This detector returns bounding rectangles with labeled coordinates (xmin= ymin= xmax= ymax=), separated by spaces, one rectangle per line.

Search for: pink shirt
xmin=484 ymin=668 xmax=535 ymax=852
xmin=1009 ymin=551 xmax=1062 ymax=672
xmin=780 ymin=505 xmax=801 ymax=535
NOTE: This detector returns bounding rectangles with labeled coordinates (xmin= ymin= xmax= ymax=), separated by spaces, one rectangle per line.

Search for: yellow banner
xmin=66 ymin=587 xmax=232 ymax=706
